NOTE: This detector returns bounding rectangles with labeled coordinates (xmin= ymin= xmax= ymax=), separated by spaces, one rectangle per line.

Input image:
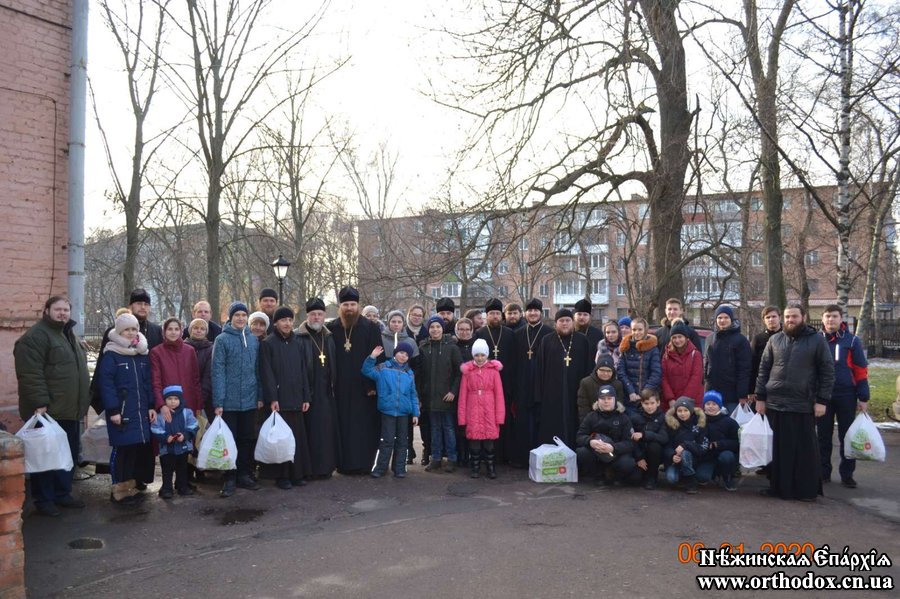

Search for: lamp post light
xmin=271 ymin=254 xmax=291 ymax=305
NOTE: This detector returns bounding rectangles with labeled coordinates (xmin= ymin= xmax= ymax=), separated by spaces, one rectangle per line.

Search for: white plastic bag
xmin=529 ymin=436 xmax=578 ymax=483
xmin=80 ymin=414 xmax=111 ymax=464
xmin=15 ymin=414 xmax=74 ymax=473
xmin=739 ymin=413 xmax=773 ymax=469
xmin=731 ymin=403 xmax=754 ymax=427
xmin=196 ymin=416 xmax=237 ymax=470
xmin=254 ymin=411 xmax=296 ymax=464
xmin=845 ymin=412 xmax=886 ymax=462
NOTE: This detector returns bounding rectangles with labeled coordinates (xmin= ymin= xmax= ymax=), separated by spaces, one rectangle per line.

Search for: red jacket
xmin=457 ymin=360 xmax=505 ymax=440
xmin=149 ymin=338 xmax=202 ymax=411
xmin=661 ymin=340 xmax=704 ymax=408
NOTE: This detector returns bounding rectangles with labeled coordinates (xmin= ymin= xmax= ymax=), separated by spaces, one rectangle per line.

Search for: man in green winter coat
xmin=14 ymin=296 xmax=91 ymax=516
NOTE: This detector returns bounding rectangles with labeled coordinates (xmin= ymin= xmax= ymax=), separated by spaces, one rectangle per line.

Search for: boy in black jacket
xmin=630 ymin=390 xmax=668 ymax=489
xmin=575 ymin=385 xmax=636 ymax=486
xmin=664 ymin=396 xmax=709 ymax=494
xmin=696 ymin=390 xmax=740 ymax=491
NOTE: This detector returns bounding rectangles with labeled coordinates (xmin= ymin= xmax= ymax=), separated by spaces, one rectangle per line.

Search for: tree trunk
xmin=856 ymin=181 xmax=895 ymax=350
xmin=835 ymin=0 xmax=854 ymax=310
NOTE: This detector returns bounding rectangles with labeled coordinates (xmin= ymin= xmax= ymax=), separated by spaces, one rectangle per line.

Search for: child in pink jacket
xmin=458 ymin=339 xmax=505 ymax=479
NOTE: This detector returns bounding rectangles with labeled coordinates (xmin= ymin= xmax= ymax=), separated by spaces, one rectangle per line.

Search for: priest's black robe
xmin=577 ymin=324 xmax=604 ymax=358
xmin=474 ymin=324 xmax=519 ymax=462
xmin=326 ymin=316 xmax=382 ymax=473
xmin=513 ymin=322 xmax=553 ymax=463
xmin=298 ymin=322 xmax=340 ymax=477
xmin=535 ymin=331 xmax=593 ymax=449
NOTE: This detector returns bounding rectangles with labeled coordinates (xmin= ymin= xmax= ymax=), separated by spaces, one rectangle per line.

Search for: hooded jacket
xmin=362 ymin=356 xmax=419 ymax=417
xmin=702 ymin=409 xmax=740 ymax=459
xmin=211 ymin=322 xmax=261 ymax=412
xmin=458 ymin=359 xmax=505 ymax=439
xmin=577 ymin=355 xmax=625 ymax=421
xmin=703 ymin=320 xmax=752 ymax=406
xmin=628 ymin=407 xmax=669 ymax=461
xmin=576 ymin=401 xmax=634 ymax=456
xmin=149 ymin=337 xmax=203 ymax=411
xmin=822 ymin=322 xmax=869 ymax=402
xmin=616 ymin=334 xmax=662 ymax=395
xmin=665 ymin=406 xmax=708 ymax=460
xmin=417 ymin=335 xmax=462 ymax=411
xmin=14 ymin=316 xmax=91 ymax=421
xmin=98 ymin=332 xmax=153 ymax=447
xmin=661 ymin=339 xmax=704 ymax=407
xmin=151 ymin=405 xmax=199 ymax=456
xmin=755 ymin=325 xmax=835 ymax=413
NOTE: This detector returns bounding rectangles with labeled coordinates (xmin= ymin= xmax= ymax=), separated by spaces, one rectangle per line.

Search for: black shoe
xmin=236 ymin=476 xmax=261 ymax=491
xmin=158 ymin=488 xmax=174 ymax=500
xmin=424 ymin=460 xmax=442 ymax=472
xmin=406 ymin=457 xmax=414 ymax=465
xmin=393 ymin=471 xmax=407 ymax=478
xmin=135 ymin=482 xmax=148 ymax=492
xmin=35 ymin=503 xmax=60 ymax=517
xmin=370 ymin=471 xmax=384 ymax=479
xmin=421 ymin=457 xmax=430 ymax=466
xmin=758 ymin=488 xmax=780 ymax=498
xmin=55 ymin=496 xmax=85 ymax=509
xmin=290 ymin=479 xmax=307 ymax=487
xmin=177 ymin=487 xmax=194 ymax=496
xmin=220 ymin=479 xmax=236 ymax=498
xmin=841 ymin=477 xmax=858 ymax=489
xmin=684 ymin=475 xmax=699 ymax=494
xmin=276 ymin=478 xmax=293 ymax=490
xmin=643 ymin=477 xmax=657 ymax=490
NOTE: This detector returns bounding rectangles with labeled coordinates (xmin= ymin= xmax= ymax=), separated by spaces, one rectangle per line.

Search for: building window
xmin=749 ymin=279 xmax=764 ymax=296
xmin=616 ymin=257 xmax=626 ymax=270
xmin=589 ymin=254 xmax=606 ymax=269
xmin=497 ymin=260 xmax=509 ymax=274
xmin=638 ymin=256 xmax=648 ymax=270
xmin=518 ymin=237 xmax=529 ymax=251
xmin=555 ymin=279 xmax=586 ymax=296
xmin=617 ymin=283 xmax=626 ymax=297
xmin=539 ymin=283 xmax=549 ymax=297
xmin=750 ymin=224 xmax=764 ymax=242
xmin=441 ymin=282 xmax=461 ymax=297
xmin=751 ymin=251 xmax=764 ymax=267
xmin=638 ymin=203 xmax=650 ymax=219
xmin=751 ymin=197 xmax=762 ymax=211
xmin=590 ymin=279 xmax=607 ymax=294
xmin=782 ymin=224 xmax=793 ymax=239
xmin=616 ymin=231 xmax=626 ymax=246
xmin=784 ymin=197 xmax=793 ymax=210
xmin=805 ymin=250 xmax=819 ymax=266
xmin=808 ymin=279 xmax=819 ymax=292
xmin=498 ymin=285 xmax=508 ymax=297
xmin=617 ymin=308 xmax=629 ymax=318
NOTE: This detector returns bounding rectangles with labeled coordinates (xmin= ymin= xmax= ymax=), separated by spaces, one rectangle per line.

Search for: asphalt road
xmin=23 ymin=430 xmax=900 ymax=598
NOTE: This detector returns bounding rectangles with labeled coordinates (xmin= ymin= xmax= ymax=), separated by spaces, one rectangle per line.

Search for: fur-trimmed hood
xmin=619 ymin=333 xmax=659 ymax=354
xmin=665 ymin=405 xmax=706 ymax=430
xmin=595 ymin=400 xmax=626 ymax=414
xmin=460 ymin=359 xmax=503 ymax=374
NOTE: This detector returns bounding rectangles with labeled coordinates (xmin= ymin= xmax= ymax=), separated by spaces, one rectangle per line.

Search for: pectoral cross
xmin=344 ymin=339 xmax=352 ymax=352
xmin=493 ymin=346 xmax=500 ymax=358
xmin=527 ymin=349 xmax=534 ymax=360
xmin=319 ymin=352 xmax=326 ymax=366
xmin=564 ymin=354 xmax=572 ymax=367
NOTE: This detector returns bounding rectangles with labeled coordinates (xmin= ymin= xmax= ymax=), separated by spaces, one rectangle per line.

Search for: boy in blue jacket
xmin=151 ymin=385 xmax=199 ymax=498
xmin=695 ymin=390 xmax=739 ymax=491
xmin=362 ymin=341 xmax=420 ymax=478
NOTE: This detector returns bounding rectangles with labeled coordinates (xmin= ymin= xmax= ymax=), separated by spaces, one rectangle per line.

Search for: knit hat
xmin=555 ymin=308 xmax=574 ymax=321
xmin=525 ymin=298 xmax=543 ymax=312
xmin=427 ymin=315 xmax=445 ymax=330
xmin=618 ymin=316 xmax=632 ymax=327
xmin=115 ymin=313 xmax=139 ymax=334
xmin=273 ymin=306 xmax=294 ymax=323
xmin=674 ymin=396 xmax=696 ymax=413
xmin=338 ymin=286 xmax=360 ymax=303
xmin=435 ymin=297 xmax=455 ymax=313
xmin=385 ymin=309 xmax=405 ymax=325
xmin=472 ymin=338 xmax=490 ymax=356
xmin=248 ymin=310 xmax=269 ymax=328
xmin=229 ymin=302 xmax=249 ymax=320
xmin=670 ymin=319 xmax=690 ymax=339
xmin=188 ymin=318 xmax=208 ymax=332
xmin=305 ymin=297 xmax=326 ymax=313
xmin=574 ymin=298 xmax=592 ymax=314
xmin=703 ymin=390 xmax=724 ymax=409
xmin=162 ymin=385 xmax=184 ymax=404
xmin=598 ymin=384 xmax=616 ymax=397
xmin=129 ymin=288 xmax=151 ymax=305
xmin=714 ymin=305 xmax=735 ymax=320
xmin=485 ymin=297 xmax=503 ymax=313
xmin=362 ymin=305 xmax=379 ymax=318
xmin=258 ymin=288 xmax=278 ymax=301
xmin=595 ymin=354 xmax=615 ymax=371
xmin=394 ymin=340 xmax=415 ymax=357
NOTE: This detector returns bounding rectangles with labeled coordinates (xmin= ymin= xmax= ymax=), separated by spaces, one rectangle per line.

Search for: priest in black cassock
xmin=474 ymin=298 xmax=518 ymax=463
xmin=513 ymin=298 xmax=553 ymax=464
xmin=574 ymin=298 xmax=603 ymax=356
xmin=326 ymin=286 xmax=382 ymax=474
xmin=298 ymin=297 xmax=340 ymax=478
xmin=535 ymin=308 xmax=593 ymax=449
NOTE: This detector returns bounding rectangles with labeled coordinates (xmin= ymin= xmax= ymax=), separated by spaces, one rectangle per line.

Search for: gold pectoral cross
xmin=344 ymin=339 xmax=351 ymax=352
xmin=319 ymin=352 xmax=326 ymax=366
xmin=564 ymin=354 xmax=572 ymax=367
xmin=493 ymin=346 xmax=500 ymax=358
xmin=527 ymin=348 xmax=534 ymax=360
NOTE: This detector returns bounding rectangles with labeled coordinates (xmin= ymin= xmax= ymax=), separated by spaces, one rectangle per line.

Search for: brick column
xmin=0 ymin=432 xmax=25 ymax=599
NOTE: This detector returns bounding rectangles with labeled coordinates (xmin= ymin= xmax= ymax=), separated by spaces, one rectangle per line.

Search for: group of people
xmin=13 ymin=287 xmax=866 ymax=515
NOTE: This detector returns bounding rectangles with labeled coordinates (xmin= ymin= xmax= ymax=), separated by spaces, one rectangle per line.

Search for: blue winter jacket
xmin=212 ymin=322 xmax=260 ymax=412
xmin=704 ymin=321 xmax=752 ymax=407
xmin=98 ymin=351 xmax=152 ymax=447
xmin=361 ymin=356 xmax=420 ymax=418
xmin=151 ymin=406 xmax=199 ymax=456
xmin=616 ymin=334 xmax=662 ymax=396
xmin=822 ymin=322 xmax=870 ymax=402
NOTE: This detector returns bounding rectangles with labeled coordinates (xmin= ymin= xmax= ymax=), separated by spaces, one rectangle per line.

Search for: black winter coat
xmin=704 ymin=321 xmax=752 ymax=406
xmin=665 ymin=407 xmax=708 ymax=460
xmin=628 ymin=409 xmax=669 ymax=460
xmin=755 ymin=325 xmax=835 ymax=413
xmin=702 ymin=411 xmax=740 ymax=459
xmin=576 ymin=402 xmax=634 ymax=456
xmin=417 ymin=337 xmax=462 ymax=412
xmin=750 ymin=328 xmax=781 ymax=395
xmin=259 ymin=331 xmax=312 ymax=411
xmin=186 ymin=338 xmax=213 ymax=412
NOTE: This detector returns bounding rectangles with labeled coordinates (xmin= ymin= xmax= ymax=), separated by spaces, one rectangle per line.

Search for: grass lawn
xmin=868 ymin=360 xmax=899 ymax=421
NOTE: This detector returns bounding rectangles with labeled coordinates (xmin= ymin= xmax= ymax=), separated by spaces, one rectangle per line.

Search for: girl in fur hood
xmin=664 ymin=396 xmax=709 ymax=494
xmin=616 ymin=318 xmax=662 ymax=414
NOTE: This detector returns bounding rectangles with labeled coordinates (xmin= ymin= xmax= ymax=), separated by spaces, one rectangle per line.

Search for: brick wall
xmin=0 ymin=432 xmax=25 ymax=599
xmin=0 ymin=2 xmax=72 ymax=423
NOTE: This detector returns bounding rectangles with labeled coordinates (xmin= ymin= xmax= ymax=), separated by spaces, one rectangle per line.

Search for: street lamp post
xmin=271 ymin=254 xmax=291 ymax=305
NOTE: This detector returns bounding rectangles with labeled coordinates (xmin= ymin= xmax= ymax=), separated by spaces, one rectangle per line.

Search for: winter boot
xmin=220 ymin=474 xmax=236 ymax=498
xmin=111 ymin=480 xmax=138 ymax=504
xmin=470 ymin=452 xmax=482 ymax=479
xmin=485 ymin=453 xmax=497 ymax=479
xmin=684 ymin=475 xmax=699 ymax=494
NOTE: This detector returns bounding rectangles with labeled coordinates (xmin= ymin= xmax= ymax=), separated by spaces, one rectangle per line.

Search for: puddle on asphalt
xmin=68 ymin=537 xmax=104 ymax=550
xmin=108 ymin=509 xmax=150 ymax=523
xmin=219 ymin=508 xmax=266 ymax=525
xmin=446 ymin=483 xmax=477 ymax=497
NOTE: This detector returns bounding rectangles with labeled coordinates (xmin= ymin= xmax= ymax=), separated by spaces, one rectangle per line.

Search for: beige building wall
xmin=0 ymin=2 xmax=72 ymax=427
